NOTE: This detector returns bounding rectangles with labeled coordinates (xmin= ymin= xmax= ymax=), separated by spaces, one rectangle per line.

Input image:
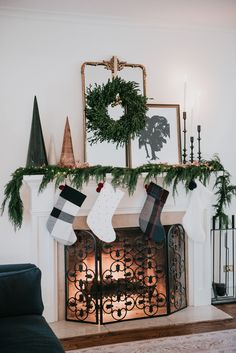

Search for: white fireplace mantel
xmin=23 ymin=174 xmax=212 ymax=323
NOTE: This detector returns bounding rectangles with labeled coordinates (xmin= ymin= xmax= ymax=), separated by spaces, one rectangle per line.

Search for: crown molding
xmin=0 ymin=6 xmax=236 ymax=33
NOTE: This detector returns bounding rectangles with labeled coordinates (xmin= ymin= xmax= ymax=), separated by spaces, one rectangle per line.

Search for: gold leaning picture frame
xmin=81 ymin=56 xmax=147 ymax=167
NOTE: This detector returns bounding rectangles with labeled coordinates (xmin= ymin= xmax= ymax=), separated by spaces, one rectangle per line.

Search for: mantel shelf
xmin=2 ymin=158 xmax=233 ymax=231
xmin=23 ymin=174 xmax=190 ymax=217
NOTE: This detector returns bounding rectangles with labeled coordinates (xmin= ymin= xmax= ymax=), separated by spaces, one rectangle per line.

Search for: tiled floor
xmin=50 ymin=305 xmax=231 ymax=339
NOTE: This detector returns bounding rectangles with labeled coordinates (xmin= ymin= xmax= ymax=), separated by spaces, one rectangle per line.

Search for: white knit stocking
xmin=182 ymin=180 xmax=213 ymax=242
xmin=87 ymin=182 xmax=124 ymax=243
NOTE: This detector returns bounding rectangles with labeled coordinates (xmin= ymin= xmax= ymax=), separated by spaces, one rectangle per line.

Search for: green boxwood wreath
xmin=85 ymin=76 xmax=148 ymax=146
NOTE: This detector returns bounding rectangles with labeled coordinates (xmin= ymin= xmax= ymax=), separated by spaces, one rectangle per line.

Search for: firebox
xmin=65 ymin=224 xmax=187 ymax=324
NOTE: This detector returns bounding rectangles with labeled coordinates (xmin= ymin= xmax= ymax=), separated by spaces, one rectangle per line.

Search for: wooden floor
xmin=61 ymin=304 xmax=236 ymax=351
xmin=215 ymin=303 xmax=236 ymax=318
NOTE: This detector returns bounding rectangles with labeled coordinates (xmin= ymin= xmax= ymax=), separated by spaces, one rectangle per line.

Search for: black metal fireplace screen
xmin=65 ymin=224 xmax=187 ymax=324
xmin=211 ymin=215 xmax=236 ymax=303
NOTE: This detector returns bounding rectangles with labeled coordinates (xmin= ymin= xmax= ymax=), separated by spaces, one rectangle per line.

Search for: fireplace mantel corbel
xmin=23 ymin=174 xmax=212 ymax=323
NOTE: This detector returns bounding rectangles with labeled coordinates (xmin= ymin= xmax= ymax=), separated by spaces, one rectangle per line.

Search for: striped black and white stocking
xmin=47 ymin=185 xmax=86 ymax=245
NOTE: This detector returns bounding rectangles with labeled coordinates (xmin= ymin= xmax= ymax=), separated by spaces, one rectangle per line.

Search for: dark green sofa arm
xmin=0 ymin=263 xmax=44 ymax=317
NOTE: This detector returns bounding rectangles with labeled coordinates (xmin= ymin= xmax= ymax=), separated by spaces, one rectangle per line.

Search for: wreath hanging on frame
xmin=85 ymin=76 xmax=148 ymax=146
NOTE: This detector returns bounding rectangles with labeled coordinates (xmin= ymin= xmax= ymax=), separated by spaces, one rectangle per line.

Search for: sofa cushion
xmin=0 ymin=315 xmax=65 ymax=353
xmin=0 ymin=267 xmax=44 ymax=317
xmin=0 ymin=263 xmax=36 ymax=273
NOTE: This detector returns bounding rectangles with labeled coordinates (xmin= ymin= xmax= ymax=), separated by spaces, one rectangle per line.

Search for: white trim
xmin=0 ymin=6 xmax=235 ymax=33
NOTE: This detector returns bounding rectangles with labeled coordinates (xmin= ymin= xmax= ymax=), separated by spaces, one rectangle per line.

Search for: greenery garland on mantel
xmin=1 ymin=156 xmax=236 ymax=230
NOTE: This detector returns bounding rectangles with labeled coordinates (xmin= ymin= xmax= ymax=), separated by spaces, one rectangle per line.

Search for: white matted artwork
xmin=86 ymin=103 xmax=126 ymax=167
xmin=84 ymin=65 xmax=126 ymax=166
xmin=131 ymin=104 xmax=181 ymax=167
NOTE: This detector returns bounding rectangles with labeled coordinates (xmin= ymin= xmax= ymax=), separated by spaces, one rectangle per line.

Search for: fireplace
xmin=23 ymin=175 xmax=212 ymax=323
xmin=65 ymin=225 xmax=187 ymax=324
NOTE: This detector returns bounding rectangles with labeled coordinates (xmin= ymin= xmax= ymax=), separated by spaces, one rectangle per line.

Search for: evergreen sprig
xmin=86 ymin=77 xmax=148 ymax=146
xmin=213 ymin=171 xmax=236 ymax=225
xmin=1 ymin=158 xmax=235 ymax=229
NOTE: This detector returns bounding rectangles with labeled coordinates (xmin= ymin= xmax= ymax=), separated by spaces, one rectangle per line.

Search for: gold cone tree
xmin=59 ymin=117 xmax=75 ymax=167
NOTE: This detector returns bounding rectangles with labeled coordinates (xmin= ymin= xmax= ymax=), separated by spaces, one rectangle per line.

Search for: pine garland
xmin=1 ymin=157 xmax=236 ymax=229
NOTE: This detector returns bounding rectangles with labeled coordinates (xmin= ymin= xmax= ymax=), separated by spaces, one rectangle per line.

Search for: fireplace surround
xmin=65 ymin=225 xmax=187 ymax=324
xmin=23 ymin=175 xmax=212 ymax=323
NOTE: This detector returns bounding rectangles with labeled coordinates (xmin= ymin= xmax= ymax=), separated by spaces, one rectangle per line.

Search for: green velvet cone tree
xmin=26 ymin=96 xmax=48 ymax=167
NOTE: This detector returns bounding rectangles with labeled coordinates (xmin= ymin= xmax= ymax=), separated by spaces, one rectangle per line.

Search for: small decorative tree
xmin=59 ymin=117 xmax=75 ymax=167
xmin=26 ymin=96 xmax=48 ymax=167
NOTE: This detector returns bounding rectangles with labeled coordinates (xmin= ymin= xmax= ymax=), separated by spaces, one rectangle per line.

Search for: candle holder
xmin=197 ymin=125 xmax=201 ymax=162
xmin=190 ymin=136 xmax=194 ymax=163
xmin=182 ymin=112 xmax=187 ymax=164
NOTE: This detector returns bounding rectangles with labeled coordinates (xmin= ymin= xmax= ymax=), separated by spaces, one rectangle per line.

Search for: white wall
xmin=0 ymin=6 xmax=236 ymax=264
